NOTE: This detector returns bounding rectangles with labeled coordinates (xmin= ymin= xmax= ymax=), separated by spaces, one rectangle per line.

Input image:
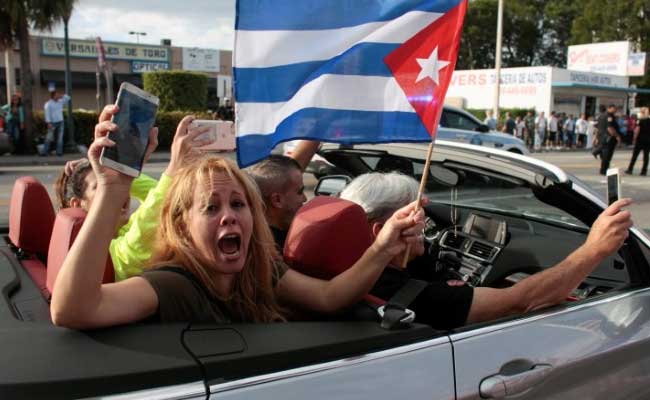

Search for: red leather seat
xmin=8 ymin=177 xmax=56 ymax=297
xmin=46 ymin=208 xmax=115 ymax=295
xmin=284 ymin=196 xmax=385 ymax=307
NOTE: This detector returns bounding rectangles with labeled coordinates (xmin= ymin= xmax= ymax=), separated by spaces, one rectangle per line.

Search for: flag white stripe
xmin=237 ymin=74 xmax=414 ymax=137
xmin=235 ymin=11 xmax=442 ymax=68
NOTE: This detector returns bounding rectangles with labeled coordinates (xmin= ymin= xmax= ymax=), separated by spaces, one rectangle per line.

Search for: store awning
xmin=40 ymin=69 xmax=105 ymax=88
xmin=552 ymin=82 xmax=650 ymax=94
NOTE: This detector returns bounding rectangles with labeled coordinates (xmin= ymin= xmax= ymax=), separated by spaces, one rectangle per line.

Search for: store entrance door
xmin=585 ymin=96 xmax=596 ymax=117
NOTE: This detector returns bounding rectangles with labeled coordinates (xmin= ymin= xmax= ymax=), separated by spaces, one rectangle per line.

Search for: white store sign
xmin=446 ymin=66 xmax=553 ymax=114
xmin=182 ymin=47 xmax=220 ymax=72
xmin=567 ymin=41 xmax=631 ymax=76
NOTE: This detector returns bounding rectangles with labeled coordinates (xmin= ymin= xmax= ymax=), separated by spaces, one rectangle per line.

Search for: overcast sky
xmin=37 ymin=0 xmax=236 ymax=50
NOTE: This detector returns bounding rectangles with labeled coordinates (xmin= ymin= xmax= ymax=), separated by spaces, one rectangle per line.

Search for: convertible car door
xmin=184 ymin=322 xmax=456 ymax=400
xmin=451 ymin=288 xmax=650 ymax=400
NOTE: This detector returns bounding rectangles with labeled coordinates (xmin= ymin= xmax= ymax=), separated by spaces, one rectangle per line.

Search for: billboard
xmin=182 ymin=48 xmax=220 ymax=72
xmin=567 ymin=41 xmax=630 ymax=76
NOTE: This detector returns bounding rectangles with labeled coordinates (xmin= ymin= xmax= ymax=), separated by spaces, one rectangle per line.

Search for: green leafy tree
xmin=571 ymin=0 xmax=650 ymax=104
xmin=0 ymin=0 xmax=76 ymax=153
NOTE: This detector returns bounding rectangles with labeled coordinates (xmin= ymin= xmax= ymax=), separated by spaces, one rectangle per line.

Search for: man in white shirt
xmin=575 ymin=113 xmax=588 ymax=148
xmin=483 ymin=109 xmax=497 ymax=131
xmin=43 ymin=90 xmax=71 ymax=156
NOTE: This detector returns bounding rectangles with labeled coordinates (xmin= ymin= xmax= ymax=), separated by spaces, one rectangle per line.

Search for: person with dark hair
xmin=597 ymin=104 xmax=622 ymax=175
xmin=626 ymin=107 xmax=650 ymax=176
xmin=247 ymin=141 xmax=320 ymax=249
xmin=1 ymin=93 xmax=24 ymax=152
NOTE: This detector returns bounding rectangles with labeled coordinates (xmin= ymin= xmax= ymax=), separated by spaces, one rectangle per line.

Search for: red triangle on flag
xmin=384 ymin=1 xmax=468 ymax=137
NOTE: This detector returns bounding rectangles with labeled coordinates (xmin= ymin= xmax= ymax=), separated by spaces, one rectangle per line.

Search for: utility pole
xmin=493 ymin=0 xmax=504 ymax=121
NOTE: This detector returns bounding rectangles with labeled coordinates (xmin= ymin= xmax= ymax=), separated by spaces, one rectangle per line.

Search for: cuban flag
xmin=234 ymin=0 xmax=468 ymax=167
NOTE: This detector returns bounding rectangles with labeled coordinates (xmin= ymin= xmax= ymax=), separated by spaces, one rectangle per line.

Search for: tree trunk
xmin=17 ymin=12 xmax=34 ymax=154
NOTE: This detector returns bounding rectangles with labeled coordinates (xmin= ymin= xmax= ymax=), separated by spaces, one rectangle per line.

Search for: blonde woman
xmin=51 ymin=108 xmax=425 ymax=328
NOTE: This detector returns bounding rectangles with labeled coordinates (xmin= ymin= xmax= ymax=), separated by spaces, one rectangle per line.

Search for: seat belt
xmin=379 ymin=279 xmax=428 ymax=330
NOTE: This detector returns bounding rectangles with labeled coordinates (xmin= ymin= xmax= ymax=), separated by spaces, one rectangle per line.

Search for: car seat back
xmin=9 ymin=176 xmax=55 ymax=257
xmin=46 ymin=208 xmax=115 ymax=294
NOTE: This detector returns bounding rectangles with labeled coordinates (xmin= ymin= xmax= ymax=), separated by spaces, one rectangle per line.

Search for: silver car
xmin=2 ymin=141 xmax=649 ymax=399
xmin=438 ymin=105 xmax=530 ymax=155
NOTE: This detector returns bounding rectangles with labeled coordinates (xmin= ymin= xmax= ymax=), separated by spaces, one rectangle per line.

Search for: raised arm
xmin=467 ymin=198 xmax=633 ymax=324
xmin=111 ymin=116 xmax=213 ymax=280
xmin=276 ymin=199 xmax=425 ymax=313
xmin=50 ymin=105 xmax=159 ymax=329
xmin=289 ymin=140 xmax=321 ymax=171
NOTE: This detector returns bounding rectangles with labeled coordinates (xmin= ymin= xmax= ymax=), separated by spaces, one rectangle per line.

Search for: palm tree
xmin=0 ymin=0 xmax=76 ymax=153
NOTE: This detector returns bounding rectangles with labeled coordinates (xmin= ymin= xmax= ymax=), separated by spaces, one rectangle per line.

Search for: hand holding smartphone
xmin=606 ymin=168 xmax=622 ymax=206
xmin=190 ymin=120 xmax=236 ymax=151
xmin=100 ymin=83 xmax=159 ymax=177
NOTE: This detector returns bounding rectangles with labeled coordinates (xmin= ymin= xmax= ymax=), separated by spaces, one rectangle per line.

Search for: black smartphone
xmin=100 ymin=82 xmax=159 ymax=177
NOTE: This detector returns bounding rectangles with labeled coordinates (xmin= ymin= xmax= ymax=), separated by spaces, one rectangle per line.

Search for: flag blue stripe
xmin=234 ymin=43 xmax=397 ymax=103
xmin=236 ymin=0 xmax=462 ymax=30
xmin=237 ymin=109 xmax=430 ymax=167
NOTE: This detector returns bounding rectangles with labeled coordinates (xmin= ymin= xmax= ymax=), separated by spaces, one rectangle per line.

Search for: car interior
xmin=1 ymin=146 xmax=649 ymax=398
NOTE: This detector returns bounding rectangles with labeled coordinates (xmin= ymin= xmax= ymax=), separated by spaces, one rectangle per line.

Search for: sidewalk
xmin=0 ymin=151 xmax=173 ymax=167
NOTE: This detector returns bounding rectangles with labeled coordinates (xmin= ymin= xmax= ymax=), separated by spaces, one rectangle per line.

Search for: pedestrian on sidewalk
xmin=547 ymin=111 xmax=558 ymax=150
xmin=1 ymin=93 xmax=25 ymax=153
xmin=524 ymin=111 xmax=535 ymax=149
xmin=626 ymin=107 xmax=650 ymax=176
xmin=483 ymin=109 xmax=497 ymax=131
xmin=534 ymin=111 xmax=547 ymax=152
xmin=598 ymin=104 xmax=622 ymax=176
xmin=503 ymin=112 xmax=516 ymax=135
xmin=43 ymin=90 xmax=71 ymax=156
xmin=576 ymin=113 xmax=588 ymax=148
xmin=564 ymin=114 xmax=576 ymax=149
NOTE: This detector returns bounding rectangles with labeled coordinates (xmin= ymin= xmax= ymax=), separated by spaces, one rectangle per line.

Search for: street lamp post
xmin=64 ymin=16 xmax=76 ymax=151
xmin=128 ymin=31 xmax=147 ymax=44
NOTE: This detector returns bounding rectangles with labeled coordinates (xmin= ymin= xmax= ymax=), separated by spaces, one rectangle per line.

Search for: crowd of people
xmin=45 ymin=102 xmax=633 ymax=331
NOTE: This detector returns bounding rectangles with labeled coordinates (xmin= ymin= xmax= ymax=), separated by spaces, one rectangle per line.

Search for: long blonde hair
xmin=150 ymin=156 xmax=285 ymax=322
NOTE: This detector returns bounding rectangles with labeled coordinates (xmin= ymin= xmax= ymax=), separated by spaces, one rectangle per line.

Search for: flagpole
xmin=401 ymin=140 xmax=435 ymax=268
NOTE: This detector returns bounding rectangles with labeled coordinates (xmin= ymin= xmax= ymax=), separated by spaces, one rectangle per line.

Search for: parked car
xmin=2 ymin=141 xmax=649 ymax=399
xmin=438 ymin=105 xmax=529 ymax=154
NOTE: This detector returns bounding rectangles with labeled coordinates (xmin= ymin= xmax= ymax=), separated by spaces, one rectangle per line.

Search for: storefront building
xmin=445 ymin=66 xmax=648 ymax=117
xmin=0 ymin=35 xmax=233 ymax=111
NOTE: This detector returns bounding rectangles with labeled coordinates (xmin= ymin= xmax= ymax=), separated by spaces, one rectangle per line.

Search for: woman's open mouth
xmin=218 ymin=233 xmax=242 ymax=259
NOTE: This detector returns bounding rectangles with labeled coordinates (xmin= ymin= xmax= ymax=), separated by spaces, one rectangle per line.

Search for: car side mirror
xmin=315 ymin=175 xmax=351 ymax=196
xmin=476 ymin=124 xmax=490 ymax=133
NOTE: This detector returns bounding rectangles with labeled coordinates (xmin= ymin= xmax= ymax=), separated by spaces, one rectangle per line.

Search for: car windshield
xmin=360 ymin=154 xmax=587 ymax=229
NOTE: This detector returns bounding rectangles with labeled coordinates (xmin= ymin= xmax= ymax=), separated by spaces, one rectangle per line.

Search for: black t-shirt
xmin=505 ymin=118 xmax=516 ymax=135
xmin=637 ymin=119 xmax=650 ymax=144
xmin=271 ymin=225 xmax=288 ymax=251
xmin=370 ymin=267 xmax=474 ymax=330
xmin=597 ymin=113 xmax=609 ymax=141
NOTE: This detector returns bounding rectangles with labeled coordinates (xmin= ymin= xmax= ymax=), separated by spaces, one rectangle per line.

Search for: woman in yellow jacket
xmin=54 ymin=111 xmax=213 ymax=280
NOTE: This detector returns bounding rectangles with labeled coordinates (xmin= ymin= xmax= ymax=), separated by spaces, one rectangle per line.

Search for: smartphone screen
xmin=607 ymin=171 xmax=619 ymax=205
xmin=102 ymin=88 xmax=158 ymax=173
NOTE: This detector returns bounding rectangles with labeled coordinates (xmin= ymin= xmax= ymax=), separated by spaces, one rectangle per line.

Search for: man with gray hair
xmin=340 ymin=172 xmax=632 ymax=330
xmin=247 ymin=141 xmax=320 ymax=249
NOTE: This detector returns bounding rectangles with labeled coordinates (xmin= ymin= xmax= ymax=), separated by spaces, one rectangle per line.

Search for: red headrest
xmin=46 ymin=208 xmax=114 ymax=293
xmin=284 ymin=196 xmax=374 ymax=280
xmin=9 ymin=176 xmax=55 ymax=257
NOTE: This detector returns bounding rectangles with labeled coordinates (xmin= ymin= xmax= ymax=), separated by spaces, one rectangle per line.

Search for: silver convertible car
xmin=1 ymin=141 xmax=649 ymax=399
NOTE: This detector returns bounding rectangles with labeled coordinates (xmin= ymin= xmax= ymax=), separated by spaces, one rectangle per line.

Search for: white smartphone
xmin=100 ymin=82 xmax=159 ymax=177
xmin=191 ymin=120 xmax=236 ymax=151
xmin=606 ymin=168 xmax=621 ymax=205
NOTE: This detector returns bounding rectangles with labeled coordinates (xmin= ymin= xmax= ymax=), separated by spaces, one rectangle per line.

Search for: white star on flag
xmin=415 ymin=46 xmax=450 ymax=85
